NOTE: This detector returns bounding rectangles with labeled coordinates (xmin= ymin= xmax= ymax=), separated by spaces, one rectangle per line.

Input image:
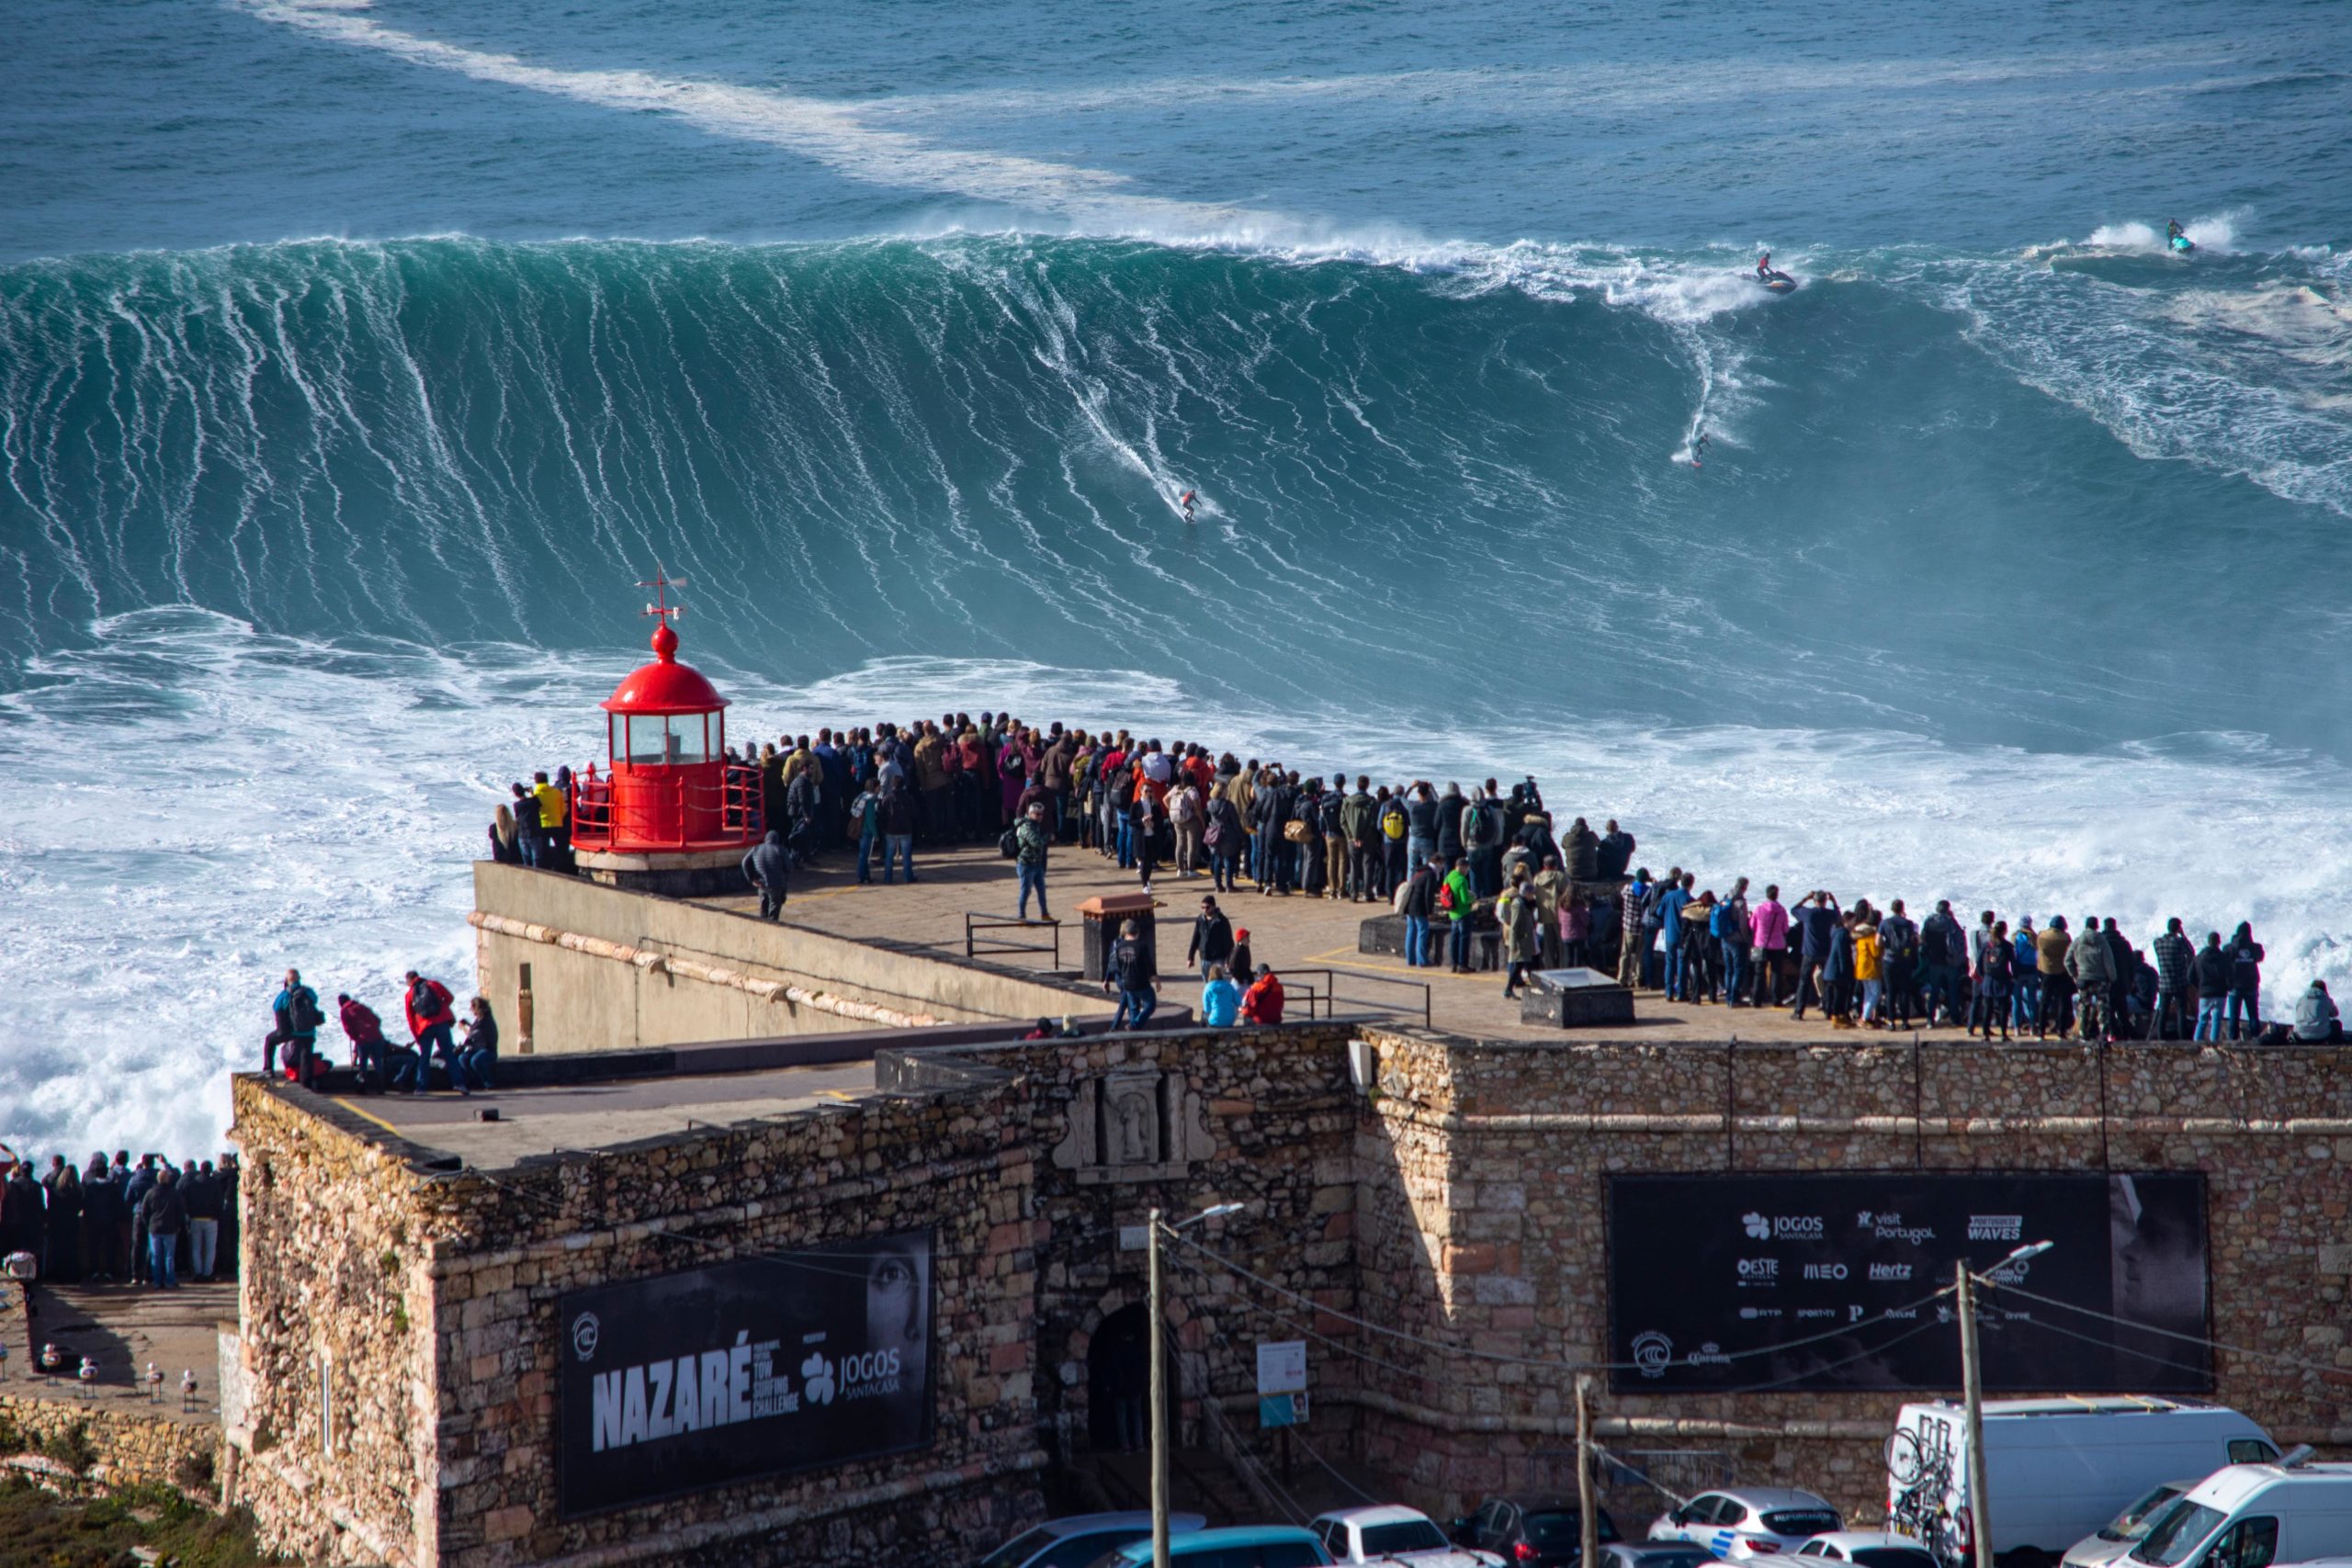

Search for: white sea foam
xmin=8 ymin=632 xmax=2351 ymax=1157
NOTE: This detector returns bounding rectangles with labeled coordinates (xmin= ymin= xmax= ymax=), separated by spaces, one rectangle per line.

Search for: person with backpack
xmin=337 ymin=993 xmax=395 ymax=1093
xmin=403 ymin=969 xmax=468 ymax=1095
xmin=2191 ymin=931 xmax=2232 ymax=1042
xmin=1378 ymin=787 xmax=1410 ymax=897
xmin=2066 ymin=912 xmax=2115 ymax=1041
xmin=1463 ymin=781 xmax=1505 ymax=897
xmin=2225 ymin=923 xmax=2265 ymax=1040
xmin=1879 ymin=900 xmax=1919 ymax=1028
xmin=846 ymin=778 xmax=882 ymax=885
xmin=1442 ymin=855 xmax=1477 ymax=973
xmin=1204 ymin=790 xmax=1244 ymax=892
xmin=266 ymin=968 xmax=324 ymax=1083
xmin=1618 ymin=869 xmax=1656 ymax=991
xmin=1971 ymin=921 xmax=2015 ymax=1042
xmin=1102 ymin=919 xmax=1159 ymax=1031
xmin=1014 ymin=802 xmax=1053 ymax=921
xmin=141 ymin=1167 xmax=187 ymax=1291
xmin=1170 ymin=776 xmax=1204 ymax=879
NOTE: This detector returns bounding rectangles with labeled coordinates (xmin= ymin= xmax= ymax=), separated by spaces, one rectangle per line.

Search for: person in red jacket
xmin=402 ymin=970 xmax=469 ymax=1095
xmin=1240 ymin=964 xmax=1285 ymax=1026
xmin=336 ymin=994 xmax=396 ymax=1094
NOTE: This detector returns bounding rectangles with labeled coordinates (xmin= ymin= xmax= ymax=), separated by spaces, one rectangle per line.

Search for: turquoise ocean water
xmin=4 ymin=0 xmax=2349 ymax=1148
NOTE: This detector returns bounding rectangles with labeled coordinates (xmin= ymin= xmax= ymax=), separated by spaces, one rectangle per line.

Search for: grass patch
xmin=0 ymin=1475 xmax=287 ymax=1567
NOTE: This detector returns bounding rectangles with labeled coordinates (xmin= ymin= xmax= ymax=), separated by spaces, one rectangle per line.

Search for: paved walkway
xmin=696 ymin=841 xmax=1878 ymax=1046
xmin=12 ymin=1280 xmax=232 ymax=1422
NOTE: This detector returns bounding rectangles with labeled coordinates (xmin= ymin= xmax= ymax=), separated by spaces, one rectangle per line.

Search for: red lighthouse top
xmin=566 ymin=572 xmax=762 ymax=857
xmin=603 ymin=575 xmax=727 ymax=716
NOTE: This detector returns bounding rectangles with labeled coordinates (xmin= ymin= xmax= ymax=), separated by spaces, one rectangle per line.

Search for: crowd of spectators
xmin=483 ymin=708 xmax=2333 ymax=1044
xmin=266 ymin=965 xmax=501 ymax=1095
xmin=0 ymin=1147 xmax=236 ymax=1291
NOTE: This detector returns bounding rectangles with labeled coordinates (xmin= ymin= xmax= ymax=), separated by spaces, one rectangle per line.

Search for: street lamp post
xmin=1959 ymin=1241 xmax=2052 ymax=1568
xmin=1150 ymin=1202 xmax=1244 ymax=1568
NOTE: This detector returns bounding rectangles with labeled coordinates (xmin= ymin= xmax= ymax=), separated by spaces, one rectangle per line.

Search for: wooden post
xmin=1958 ymin=1262 xmax=1994 ymax=1568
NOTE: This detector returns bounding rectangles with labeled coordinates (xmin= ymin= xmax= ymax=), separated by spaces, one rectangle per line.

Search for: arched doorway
xmin=1086 ymin=1303 xmax=1155 ymax=1453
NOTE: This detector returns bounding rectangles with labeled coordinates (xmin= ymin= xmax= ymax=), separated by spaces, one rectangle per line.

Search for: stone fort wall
xmin=226 ymin=1025 xmax=2352 ymax=1562
xmin=1350 ymin=1029 xmax=2352 ymax=1519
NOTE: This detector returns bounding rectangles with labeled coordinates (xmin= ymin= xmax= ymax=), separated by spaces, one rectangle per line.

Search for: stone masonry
xmin=223 ymin=1020 xmax=2352 ymax=1562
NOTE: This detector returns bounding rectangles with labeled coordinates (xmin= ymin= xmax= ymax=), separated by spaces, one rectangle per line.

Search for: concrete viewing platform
xmin=321 ymin=1055 xmax=879 ymax=1170
xmin=3 ymin=1280 xmax=232 ymax=1422
xmin=691 ymin=839 xmax=1887 ymax=1048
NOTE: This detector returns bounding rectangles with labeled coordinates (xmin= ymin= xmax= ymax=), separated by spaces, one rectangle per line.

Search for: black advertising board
xmin=556 ymin=1231 xmax=933 ymax=1517
xmin=1606 ymin=1173 xmax=2207 ymax=1394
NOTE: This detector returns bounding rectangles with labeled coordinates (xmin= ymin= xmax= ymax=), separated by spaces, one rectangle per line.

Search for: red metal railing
xmin=568 ymin=761 xmax=764 ymax=852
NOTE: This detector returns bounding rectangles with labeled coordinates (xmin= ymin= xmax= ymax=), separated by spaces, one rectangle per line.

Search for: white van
xmin=1886 ymin=1399 xmax=2278 ymax=1565
xmin=2121 ymin=1460 xmax=2352 ymax=1568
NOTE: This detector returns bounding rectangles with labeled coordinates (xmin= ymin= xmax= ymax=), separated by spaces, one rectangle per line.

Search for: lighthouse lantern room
xmin=567 ymin=574 xmax=763 ymax=895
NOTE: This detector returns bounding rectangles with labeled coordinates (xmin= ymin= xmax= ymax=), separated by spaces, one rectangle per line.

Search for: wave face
xmin=6 ymin=232 xmax=2349 ymax=750
xmin=6 ymin=229 xmax=2352 ymax=1156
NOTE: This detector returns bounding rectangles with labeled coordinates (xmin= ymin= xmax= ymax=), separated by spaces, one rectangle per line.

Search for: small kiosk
xmin=569 ymin=579 xmax=763 ymax=896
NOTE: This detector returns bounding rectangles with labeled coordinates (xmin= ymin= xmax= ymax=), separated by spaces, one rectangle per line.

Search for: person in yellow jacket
xmin=1855 ymin=919 xmax=1885 ymax=1028
xmin=530 ymin=770 xmax=569 ymax=866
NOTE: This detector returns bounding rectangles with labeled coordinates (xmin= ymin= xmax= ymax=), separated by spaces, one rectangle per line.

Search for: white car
xmin=1793 ymin=1532 xmax=1937 ymax=1568
xmin=2062 ymin=1482 xmax=2203 ymax=1568
xmin=976 ymin=1511 xmax=1209 ymax=1568
xmin=1312 ymin=1506 xmax=1505 ymax=1565
xmin=1651 ymin=1491 xmax=1843 ymax=1560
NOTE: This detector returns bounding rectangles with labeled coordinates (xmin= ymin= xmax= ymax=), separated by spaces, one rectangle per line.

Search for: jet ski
xmin=2168 ymin=233 xmax=2195 ymax=254
xmin=1753 ymin=267 xmax=1797 ymax=293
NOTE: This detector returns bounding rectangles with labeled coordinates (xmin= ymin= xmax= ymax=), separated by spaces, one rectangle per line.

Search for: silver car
xmin=1650 ymin=1491 xmax=1844 ymax=1561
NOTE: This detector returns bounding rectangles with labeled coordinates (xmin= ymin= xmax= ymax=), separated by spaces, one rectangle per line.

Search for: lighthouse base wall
xmin=469 ymin=862 xmax=1113 ymax=1055
xmin=573 ymin=847 xmax=752 ymax=898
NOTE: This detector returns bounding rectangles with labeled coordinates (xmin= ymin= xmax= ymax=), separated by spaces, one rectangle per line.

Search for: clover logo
xmin=800 ymin=1351 xmax=836 ymax=1405
xmin=1742 ymin=1211 xmax=1770 ymax=1240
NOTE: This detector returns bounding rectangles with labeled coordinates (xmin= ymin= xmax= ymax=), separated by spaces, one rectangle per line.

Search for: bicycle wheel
xmin=1887 ymin=1427 xmax=1926 ymax=1487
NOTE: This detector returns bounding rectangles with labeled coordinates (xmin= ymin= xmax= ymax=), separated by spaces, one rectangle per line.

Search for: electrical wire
xmin=1990 ymin=1280 xmax=2352 ymax=1382
xmin=1167 ymin=1224 xmax=1958 ymax=1374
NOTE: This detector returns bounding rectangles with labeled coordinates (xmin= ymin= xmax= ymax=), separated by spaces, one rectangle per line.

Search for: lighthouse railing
xmin=567 ymin=761 xmax=763 ymax=852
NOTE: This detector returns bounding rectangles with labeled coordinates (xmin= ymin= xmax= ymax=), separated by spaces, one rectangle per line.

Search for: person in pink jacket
xmin=1748 ymin=884 xmax=1792 ymax=1008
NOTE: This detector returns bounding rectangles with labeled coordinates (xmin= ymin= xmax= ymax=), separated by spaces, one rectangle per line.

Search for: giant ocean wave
xmin=5 ymin=228 xmax=2352 ymax=1154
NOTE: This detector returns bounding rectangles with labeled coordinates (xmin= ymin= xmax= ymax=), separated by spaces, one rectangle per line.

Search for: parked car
xmin=1093 ymin=1524 xmax=1336 ymax=1567
xmin=1598 ymin=1543 xmax=1723 ymax=1568
xmin=2121 ymin=1457 xmax=2352 ymax=1568
xmin=2063 ymin=1483 xmax=2204 ymax=1568
xmin=1649 ymin=1490 xmax=1842 ymax=1559
xmin=1453 ymin=1495 xmax=1621 ymax=1565
xmin=1889 ymin=1399 xmax=2276 ymax=1567
xmin=1313 ymin=1505 xmax=1504 ymax=1564
xmin=1794 ymin=1532 xmax=1937 ymax=1568
xmin=979 ymin=1512 xmax=1209 ymax=1568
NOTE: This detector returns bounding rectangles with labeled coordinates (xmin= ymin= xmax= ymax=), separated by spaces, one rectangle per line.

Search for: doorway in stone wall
xmin=1087 ymin=1303 xmax=1158 ymax=1453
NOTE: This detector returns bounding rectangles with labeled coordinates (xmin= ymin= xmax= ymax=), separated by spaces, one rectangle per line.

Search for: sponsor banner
xmin=557 ymin=1231 xmax=933 ymax=1517
xmin=1607 ymin=1174 xmax=2207 ymax=1393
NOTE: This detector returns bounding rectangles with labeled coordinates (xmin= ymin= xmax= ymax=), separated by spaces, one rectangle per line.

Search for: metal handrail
xmin=569 ymin=761 xmax=763 ymax=851
xmin=964 ymin=913 xmax=1064 ymax=968
xmin=1270 ymin=967 xmax=1432 ymax=1030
